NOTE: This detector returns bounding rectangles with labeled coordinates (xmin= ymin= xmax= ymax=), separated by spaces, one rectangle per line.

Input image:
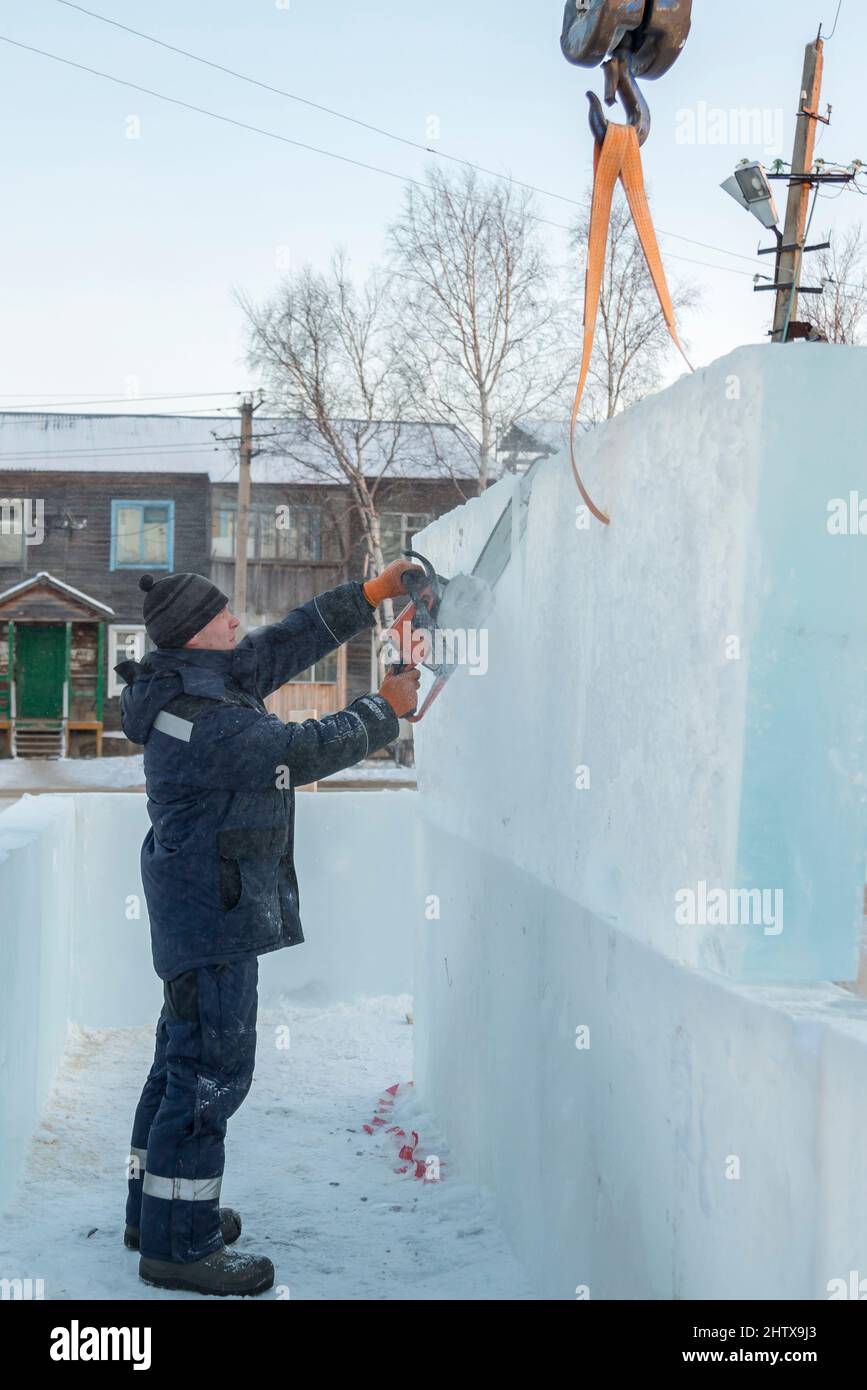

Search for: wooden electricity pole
xmin=772 ymin=36 xmax=825 ymax=343
xmin=233 ymin=394 xmax=254 ymax=630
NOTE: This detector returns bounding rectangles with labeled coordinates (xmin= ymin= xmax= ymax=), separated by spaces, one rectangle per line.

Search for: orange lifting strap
xmin=570 ymin=123 xmax=694 ymax=525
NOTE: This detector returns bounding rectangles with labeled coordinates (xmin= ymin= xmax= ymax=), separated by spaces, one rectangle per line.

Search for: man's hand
xmin=378 ymin=666 xmax=421 ymax=718
xmin=363 ymin=559 xmax=424 ymax=608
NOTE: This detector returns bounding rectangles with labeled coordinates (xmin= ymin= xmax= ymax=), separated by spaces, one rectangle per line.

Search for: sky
xmin=0 ymin=0 xmax=863 ymax=416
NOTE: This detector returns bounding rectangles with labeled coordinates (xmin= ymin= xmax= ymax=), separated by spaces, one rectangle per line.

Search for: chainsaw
xmin=386 ymin=551 xmax=490 ymax=724
xmin=386 ymin=464 xmax=539 ymax=722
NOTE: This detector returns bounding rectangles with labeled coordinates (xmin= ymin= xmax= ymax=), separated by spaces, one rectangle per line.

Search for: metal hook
xmin=586 ymin=55 xmax=651 ymax=147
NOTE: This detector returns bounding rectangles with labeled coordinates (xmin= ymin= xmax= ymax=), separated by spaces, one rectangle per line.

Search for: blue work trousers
xmin=125 ymin=955 xmax=259 ymax=1262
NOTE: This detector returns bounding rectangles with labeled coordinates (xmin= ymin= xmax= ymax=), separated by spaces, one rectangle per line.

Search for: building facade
xmin=0 ymin=412 xmax=477 ymax=756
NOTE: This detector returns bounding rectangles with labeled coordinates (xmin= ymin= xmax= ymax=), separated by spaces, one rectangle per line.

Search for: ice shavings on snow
xmin=0 ymin=995 xmax=532 ymax=1300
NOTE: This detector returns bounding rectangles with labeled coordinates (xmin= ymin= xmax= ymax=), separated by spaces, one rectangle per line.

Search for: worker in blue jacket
xmin=115 ymin=563 xmax=420 ymax=1296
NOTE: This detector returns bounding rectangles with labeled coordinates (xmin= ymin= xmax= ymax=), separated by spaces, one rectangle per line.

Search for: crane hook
xmin=587 ymin=53 xmax=651 ymax=147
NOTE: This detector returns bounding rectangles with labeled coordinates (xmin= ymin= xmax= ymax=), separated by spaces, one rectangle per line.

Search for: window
xmin=0 ymin=524 xmax=23 ymax=566
xmin=0 ymin=498 xmax=30 ymax=565
xmin=212 ymin=507 xmax=254 ymax=561
xmin=211 ymin=504 xmax=322 ymax=562
xmin=379 ymin=512 xmax=433 ymax=563
xmin=111 ymin=500 xmax=174 ymax=570
xmin=107 ymin=625 xmax=146 ymax=697
xmin=273 ymin=504 xmax=321 ymax=562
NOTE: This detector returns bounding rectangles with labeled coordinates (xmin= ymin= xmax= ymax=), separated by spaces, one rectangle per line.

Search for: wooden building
xmin=0 ymin=572 xmax=113 ymax=758
xmin=0 ymin=412 xmax=478 ymax=756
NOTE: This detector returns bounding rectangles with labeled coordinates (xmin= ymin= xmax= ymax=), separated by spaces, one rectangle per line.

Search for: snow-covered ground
xmin=0 ymin=994 xmax=533 ymax=1301
xmin=0 ymin=756 xmax=415 ymax=793
xmin=0 ymin=754 xmax=146 ymax=790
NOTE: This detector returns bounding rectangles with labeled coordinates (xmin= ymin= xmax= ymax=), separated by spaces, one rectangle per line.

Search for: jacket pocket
xmin=164 ymin=968 xmax=199 ymax=1022
xmin=216 ymin=826 xmax=284 ymax=921
xmin=218 ymin=856 xmax=242 ymax=911
xmin=280 ymin=853 xmax=300 ymax=914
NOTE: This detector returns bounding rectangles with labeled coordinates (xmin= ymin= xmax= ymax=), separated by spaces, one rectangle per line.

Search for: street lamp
xmin=720 ymin=160 xmax=780 ymax=230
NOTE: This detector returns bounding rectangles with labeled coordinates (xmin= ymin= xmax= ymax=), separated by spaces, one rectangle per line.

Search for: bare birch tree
xmin=238 ymin=252 xmax=411 ymax=670
xmin=800 ymin=226 xmax=867 ymax=344
xmin=571 ymin=189 xmax=700 ymax=422
xmin=388 ymin=166 xmax=577 ymax=494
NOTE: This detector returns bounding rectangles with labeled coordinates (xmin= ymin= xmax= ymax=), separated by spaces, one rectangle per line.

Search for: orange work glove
xmin=378 ymin=666 xmax=421 ymax=718
xmin=363 ymin=558 xmax=424 ymax=608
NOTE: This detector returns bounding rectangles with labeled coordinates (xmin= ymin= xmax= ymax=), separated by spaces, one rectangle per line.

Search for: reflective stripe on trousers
xmin=143 ymin=1172 xmax=223 ymax=1202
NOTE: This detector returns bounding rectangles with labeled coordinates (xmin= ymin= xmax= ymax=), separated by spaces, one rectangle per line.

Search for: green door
xmin=16 ymin=625 xmax=66 ymax=719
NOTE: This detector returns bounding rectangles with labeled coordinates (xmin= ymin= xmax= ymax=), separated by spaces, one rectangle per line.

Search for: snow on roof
xmin=0 ymin=570 xmax=115 ymax=614
xmin=510 ymin=418 xmax=572 ymax=455
xmin=0 ymin=412 xmax=481 ymax=484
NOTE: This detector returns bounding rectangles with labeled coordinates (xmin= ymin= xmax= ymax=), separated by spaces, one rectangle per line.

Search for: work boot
xmin=139 ymin=1246 xmax=274 ymax=1297
xmin=124 ymin=1206 xmax=242 ymax=1251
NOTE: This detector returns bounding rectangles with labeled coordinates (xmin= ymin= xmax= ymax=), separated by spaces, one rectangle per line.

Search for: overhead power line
xmin=0 ymin=390 xmax=237 ymax=398
xmin=49 ymin=0 xmax=775 ymax=272
xmin=0 ymin=390 xmax=248 ymax=409
xmin=53 ymin=2 xmax=482 ymax=169
xmin=821 ymin=2 xmax=844 ymax=41
xmin=0 ymin=34 xmax=432 ymax=189
xmin=50 ymin=1 xmax=649 ymax=214
xmin=0 ymin=441 xmax=228 ymax=461
xmin=7 ymin=25 xmax=771 ymax=277
xmin=9 ymin=21 xmax=864 ymax=320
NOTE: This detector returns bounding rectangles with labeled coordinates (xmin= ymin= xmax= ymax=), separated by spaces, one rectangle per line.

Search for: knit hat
xmin=139 ymin=572 xmax=229 ymax=648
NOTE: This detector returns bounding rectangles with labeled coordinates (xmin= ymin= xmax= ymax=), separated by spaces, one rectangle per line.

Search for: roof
xmin=0 ymin=412 xmax=481 ymax=484
xmin=0 ymin=570 xmax=115 ymax=615
xmin=497 ymin=422 xmax=561 ymax=458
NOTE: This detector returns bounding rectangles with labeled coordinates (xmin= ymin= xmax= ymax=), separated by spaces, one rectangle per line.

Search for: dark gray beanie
xmin=139 ymin=572 xmax=229 ymax=648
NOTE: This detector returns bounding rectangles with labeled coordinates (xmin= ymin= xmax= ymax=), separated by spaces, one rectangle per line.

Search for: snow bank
xmin=0 ymin=756 xmax=414 ymax=792
xmin=411 ymin=344 xmax=867 ymax=1298
xmin=0 ymin=756 xmax=145 ymax=791
xmin=0 ymin=791 xmax=417 ymax=1213
xmin=0 ymin=797 xmax=77 ymax=1216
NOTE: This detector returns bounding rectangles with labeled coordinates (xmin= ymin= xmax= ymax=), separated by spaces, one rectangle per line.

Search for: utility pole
xmin=233 ymin=394 xmax=254 ymax=631
xmin=772 ymin=36 xmax=824 ymax=343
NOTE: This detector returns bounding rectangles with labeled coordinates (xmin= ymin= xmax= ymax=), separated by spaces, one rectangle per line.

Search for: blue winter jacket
xmin=115 ymin=582 xmax=399 ymax=980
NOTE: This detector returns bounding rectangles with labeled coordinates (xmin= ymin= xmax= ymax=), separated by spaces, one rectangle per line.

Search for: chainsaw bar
xmin=399 ymin=461 xmax=542 ymax=722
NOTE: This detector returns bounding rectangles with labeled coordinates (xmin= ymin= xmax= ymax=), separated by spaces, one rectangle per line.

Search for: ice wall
xmin=415 ymin=345 xmax=867 ymax=981
xmin=0 ymin=797 xmax=77 ymax=1217
xmin=412 ymin=345 xmax=867 ymax=1299
xmin=0 ymin=790 xmax=416 ymax=1214
xmin=66 ymin=790 xmax=416 ymax=1025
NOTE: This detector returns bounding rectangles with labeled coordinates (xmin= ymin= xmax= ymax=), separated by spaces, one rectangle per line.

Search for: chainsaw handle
xmin=388 ymin=549 xmax=443 ymax=673
xmin=403 ymin=674 xmax=447 ymax=723
xmin=400 ymin=550 xmax=450 ymax=605
xmin=401 ymin=549 xmax=438 ymax=585
xmin=387 ymin=598 xmax=421 ymax=676
xmin=399 ymin=569 xmax=435 ymax=606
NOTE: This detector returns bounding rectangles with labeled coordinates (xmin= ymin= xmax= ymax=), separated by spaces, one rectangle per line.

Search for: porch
xmin=0 ymin=571 xmax=112 ymax=759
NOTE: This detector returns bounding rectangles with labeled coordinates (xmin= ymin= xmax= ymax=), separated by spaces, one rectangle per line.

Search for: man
xmin=115 ymin=562 xmax=421 ymax=1296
